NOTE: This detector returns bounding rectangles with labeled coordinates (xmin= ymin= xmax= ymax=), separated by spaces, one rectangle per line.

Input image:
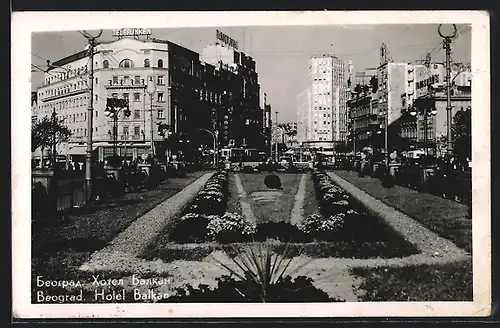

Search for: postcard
xmin=12 ymin=10 xmax=490 ymax=319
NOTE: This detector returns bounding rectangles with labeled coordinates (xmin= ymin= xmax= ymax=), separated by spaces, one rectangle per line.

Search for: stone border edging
xmin=79 ymin=172 xmax=215 ymax=271
xmin=327 ymin=172 xmax=469 ymax=259
xmin=290 ymin=174 xmax=307 ymax=225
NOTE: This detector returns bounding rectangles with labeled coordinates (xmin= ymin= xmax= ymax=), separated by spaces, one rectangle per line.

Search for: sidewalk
xmin=330 ymin=170 xmax=471 ymax=253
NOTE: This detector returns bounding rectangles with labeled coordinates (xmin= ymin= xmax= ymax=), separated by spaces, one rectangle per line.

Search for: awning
xmin=67 ymin=145 xmax=97 ymax=156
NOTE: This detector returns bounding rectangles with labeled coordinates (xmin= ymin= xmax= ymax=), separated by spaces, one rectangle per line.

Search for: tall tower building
xmin=302 ymin=54 xmax=348 ymax=150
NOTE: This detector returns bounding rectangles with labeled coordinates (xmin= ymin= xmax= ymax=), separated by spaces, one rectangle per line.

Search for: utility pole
xmin=51 ymin=106 xmax=57 ymax=168
xmin=82 ymin=29 xmax=103 ymax=201
xmin=439 ymin=24 xmax=457 ymax=157
xmin=146 ymin=77 xmax=156 ymax=157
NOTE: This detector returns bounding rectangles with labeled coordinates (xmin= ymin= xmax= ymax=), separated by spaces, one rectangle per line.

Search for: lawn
xmin=333 ymin=171 xmax=472 ymax=253
xmin=237 ymin=172 xmax=302 ymax=224
xmin=351 ymin=259 xmax=473 ymax=301
xmin=31 ymin=172 xmax=206 ymax=281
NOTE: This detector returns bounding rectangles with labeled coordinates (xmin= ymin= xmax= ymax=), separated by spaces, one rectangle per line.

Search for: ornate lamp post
xmin=197 ymin=128 xmax=219 ymax=168
xmin=409 ymin=97 xmax=438 ymax=156
xmin=438 ymin=24 xmax=457 ymax=157
xmin=104 ymin=98 xmax=130 ymax=159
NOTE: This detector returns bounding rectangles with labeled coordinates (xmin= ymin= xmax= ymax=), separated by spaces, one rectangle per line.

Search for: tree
xmin=452 ymin=107 xmax=472 ymax=160
xmin=31 ymin=115 xmax=72 ymax=153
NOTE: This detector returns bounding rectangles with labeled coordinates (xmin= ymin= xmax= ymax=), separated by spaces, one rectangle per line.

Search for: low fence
xmin=32 ymin=164 xmax=176 ymax=219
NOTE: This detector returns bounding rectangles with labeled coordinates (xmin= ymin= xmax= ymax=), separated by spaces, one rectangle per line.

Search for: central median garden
xmin=143 ymin=170 xmax=419 ymax=262
xmin=139 ymin=169 xmax=421 ymax=302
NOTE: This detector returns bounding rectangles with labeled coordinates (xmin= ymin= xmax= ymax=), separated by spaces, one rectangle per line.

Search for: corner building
xmin=35 ymin=36 xmax=266 ymax=163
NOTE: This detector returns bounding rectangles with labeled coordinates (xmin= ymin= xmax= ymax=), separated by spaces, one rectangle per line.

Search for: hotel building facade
xmin=33 ymin=33 xmax=267 ymax=164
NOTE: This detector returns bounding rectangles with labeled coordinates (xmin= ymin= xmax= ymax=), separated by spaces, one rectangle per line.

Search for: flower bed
xmin=309 ymin=170 xmax=413 ymax=243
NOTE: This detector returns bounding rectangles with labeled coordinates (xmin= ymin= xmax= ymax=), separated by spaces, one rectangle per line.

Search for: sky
xmin=31 ymin=24 xmax=471 ymax=122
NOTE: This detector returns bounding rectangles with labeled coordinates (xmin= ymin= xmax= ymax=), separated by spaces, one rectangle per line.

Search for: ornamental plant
xmin=298 ymin=213 xmax=345 ymax=238
xmin=207 ymin=212 xmax=256 ymax=243
xmin=189 ymin=172 xmax=229 ymax=216
xmin=170 ymin=213 xmax=220 ymax=243
xmin=210 ymin=242 xmax=318 ymax=302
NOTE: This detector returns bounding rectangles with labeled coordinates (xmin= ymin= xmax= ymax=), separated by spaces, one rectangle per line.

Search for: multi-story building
xmin=33 ymin=32 xmax=267 ymax=164
xmin=347 ymin=82 xmax=380 ymax=151
xmin=354 ymin=68 xmax=378 ymax=87
xmin=261 ymin=94 xmax=272 ymax=155
xmin=31 ymin=91 xmax=38 ymax=124
xmin=301 ymin=54 xmax=348 ymax=150
xmin=400 ymin=62 xmax=472 ymax=153
xmin=201 ymin=42 xmax=264 ymax=153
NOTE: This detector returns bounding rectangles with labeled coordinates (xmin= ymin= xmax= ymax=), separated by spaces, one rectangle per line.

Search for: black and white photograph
xmin=12 ymin=11 xmax=490 ymax=318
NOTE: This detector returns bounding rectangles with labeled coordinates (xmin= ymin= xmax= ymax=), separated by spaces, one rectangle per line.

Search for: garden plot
xmin=144 ymin=171 xmax=419 ymax=263
xmin=46 ymin=169 xmax=470 ymax=303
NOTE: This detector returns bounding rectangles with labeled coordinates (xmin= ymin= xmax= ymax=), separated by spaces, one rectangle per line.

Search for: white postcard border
xmin=12 ymin=10 xmax=491 ymax=318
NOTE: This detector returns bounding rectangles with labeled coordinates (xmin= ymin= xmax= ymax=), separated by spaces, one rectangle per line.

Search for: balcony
xmin=106 ymin=79 xmax=147 ymax=90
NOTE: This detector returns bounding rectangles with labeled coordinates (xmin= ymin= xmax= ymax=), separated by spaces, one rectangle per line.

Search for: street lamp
xmin=104 ymin=98 xmax=130 ymax=159
xmin=410 ymin=97 xmax=437 ymax=156
xmin=81 ymin=29 xmax=103 ymax=201
xmin=438 ymin=24 xmax=458 ymax=157
xmin=197 ymin=128 xmax=219 ymax=168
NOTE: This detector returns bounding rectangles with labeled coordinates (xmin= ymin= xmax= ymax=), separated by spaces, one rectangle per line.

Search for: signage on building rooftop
xmin=113 ymin=28 xmax=152 ymax=37
xmin=216 ymin=29 xmax=239 ymax=50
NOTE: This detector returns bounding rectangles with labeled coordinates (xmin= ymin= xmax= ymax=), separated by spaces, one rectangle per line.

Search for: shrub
xmin=169 ymin=213 xmax=217 ymax=243
xmin=166 ymin=274 xmax=342 ymax=302
xmin=254 ymin=222 xmax=312 ymax=243
xmin=207 ymin=212 xmax=256 ymax=243
xmin=264 ymin=174 xmax=282 ymax=189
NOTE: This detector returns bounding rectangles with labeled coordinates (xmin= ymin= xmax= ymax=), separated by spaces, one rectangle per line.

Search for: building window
xmin=135 ymin=76 xmax=141 ymax=85
xmin=113 ymin=76 xmax=118 ymax=84
xmin=144 ymin=59 xmax=150 ymax=67
xmin=123 ymin=93 xmax=129 ymax=103
xmin=124 ymin=76 xmax=130 ymax=85
xmin=134 ymin=110 xmax=140 ymax=119
xmin=157 ymin=92 xmax=164 ymax=102
xmin=157 ymin=59 xmax=163 ymax=68
xmin=157 ymin=109 xmax=164 ymax=119
xmin=123 ymin=126 xmax=129 ymax=135
xmin=134 ymin=93 xmax=141 ymax=102
xmin=134 ymin=126 xmax=141 ymax=135
xmin=95 ymin=77 xmax=98 ymax=84
xmin=119 ymin=59 xmax=134 ymax=68
xmin=103 ymin=60 xmax=109 ymax=68
xmin=112 ymin=93 xmax=118 ymax=99
xmin=157 ymin=75 xmax=164 ymax=85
